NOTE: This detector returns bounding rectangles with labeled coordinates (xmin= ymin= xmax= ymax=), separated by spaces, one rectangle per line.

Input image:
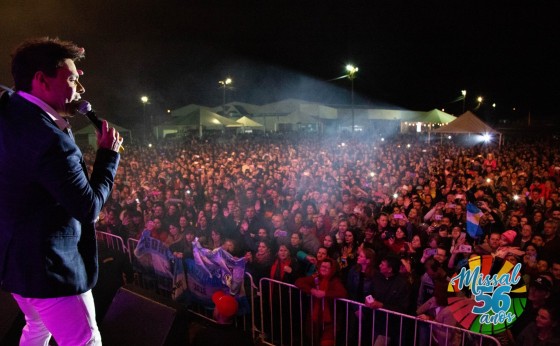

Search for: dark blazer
xmin=0 ymin=92 xmax=119 ymax=298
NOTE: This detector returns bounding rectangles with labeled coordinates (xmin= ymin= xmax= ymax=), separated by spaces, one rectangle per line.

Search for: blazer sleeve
xmin=36 ymin=132 xmax=119 ymax=225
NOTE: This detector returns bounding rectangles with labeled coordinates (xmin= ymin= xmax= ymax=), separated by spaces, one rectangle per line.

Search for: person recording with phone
xmin=0 ymin=37 xmax=122 ymax=345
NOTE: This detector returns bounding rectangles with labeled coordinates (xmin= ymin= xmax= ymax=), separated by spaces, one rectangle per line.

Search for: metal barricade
xmin=95 ymin=231 xmax=127 ymax=254
xmin=127 ymin=237 xmax=139 ymax=264
xmin=114 ymin=241 xmax=504 ymax=346
xmin=333 ymin=298 xmax=501 ymax=346
xmin=254 ymin=279 xmax=502 ymax=346
xmin=258 ymin=278 xmax=307 ymax=346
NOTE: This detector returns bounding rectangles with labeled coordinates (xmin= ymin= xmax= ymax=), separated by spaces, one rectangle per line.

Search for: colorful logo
xmin=447 ymin=255 xmax=527 ymax=335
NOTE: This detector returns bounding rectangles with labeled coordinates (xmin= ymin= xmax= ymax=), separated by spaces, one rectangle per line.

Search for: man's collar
xmin=16 ymin=91 xmax=69 ymax=131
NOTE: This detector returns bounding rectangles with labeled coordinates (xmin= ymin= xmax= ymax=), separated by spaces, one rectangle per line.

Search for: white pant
xmin=12 ymin=290 xmax=101 ymax=346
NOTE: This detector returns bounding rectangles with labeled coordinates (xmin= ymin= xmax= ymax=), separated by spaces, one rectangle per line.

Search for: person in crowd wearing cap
xmin=494 ymin=229 xmax=525 ymax=258
xmin=300 ymin=220 xmax=321 ymax=256
xmin=512 ymin=275 xmax=555 ymax=339
xmin=192 ymin=291 xmax=254 ymax=346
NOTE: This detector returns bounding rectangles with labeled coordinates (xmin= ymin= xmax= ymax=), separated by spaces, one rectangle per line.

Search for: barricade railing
xmin=256 ymin=278 xmax=502 ymax=346
xmin=95 ymin=231 xmax=127 ymax=254
xmin=126 ymin=237 xmax=139 ymax=265
xmin=258 ymin=278 xmax=307 ymax=346
xmin=334 ymin=298 xmax=501 ymax=346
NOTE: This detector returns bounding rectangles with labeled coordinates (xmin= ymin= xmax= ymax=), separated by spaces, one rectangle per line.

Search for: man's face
xmin=319 ymin=261 xmax=332 ymax=277
xmin=168 ymin=205 xmax=177 ymax=215
xmin=543 ymin=223 xmax=556 ymax=237
xmin=246 ymin=207 xmax=255 ymax=219
xmin=272 ymin=216 xmax=282 ymax=229
xmin=290 ymin=233 xmax=300 ymax=246
xmin=532 ymin=235 xmax=544 ymax=247
xmin=551 ymin=263 xmax=560 ymax=280
xmin=434 ymin=249 xmax=447 ymax=263
xmin=316 ymin=248 xmax=328 ymax=261
xmin=154 ymin=206 xmax=164 ymax=217
xmin=489 ymin=233 xmax=501 ymax=250
xmin=41 ymin=59 xmax=84 ymax=113
xmin=379 ymin=260 xmax=392 ymax=276
xmin=378 ymin=215 xmax=388 ymax=228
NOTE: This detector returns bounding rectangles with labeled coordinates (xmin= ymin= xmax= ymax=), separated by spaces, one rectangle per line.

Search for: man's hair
xmin=384 ymin=254 xmax=401 ymax=275
xmin=11 ymin=37 xmax=84 ymax=92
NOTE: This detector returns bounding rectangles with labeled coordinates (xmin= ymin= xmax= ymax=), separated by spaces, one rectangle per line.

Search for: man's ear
xmin=31 ymin=71 xmax=48 ymax=92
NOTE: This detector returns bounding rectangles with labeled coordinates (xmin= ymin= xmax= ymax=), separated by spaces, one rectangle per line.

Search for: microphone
xmin=72 ymin=100 xmax=124 ymax=152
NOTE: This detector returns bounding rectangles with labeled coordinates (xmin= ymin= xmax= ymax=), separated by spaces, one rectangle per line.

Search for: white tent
xmin=433 ymin=111 xmax=502 ymax=146
xmin=158 ymin=107 xmax=241 ymax=138
xmin=408 ymin=109 xmax=457 ymax=141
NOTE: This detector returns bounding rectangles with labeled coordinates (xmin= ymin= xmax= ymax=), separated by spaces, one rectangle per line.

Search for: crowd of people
xmin=92 ymin=132 xmax=560 ymax=346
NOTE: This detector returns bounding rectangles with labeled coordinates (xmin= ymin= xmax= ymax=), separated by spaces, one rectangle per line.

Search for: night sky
xmin=2 ymin=1 xmax=560 ymax=126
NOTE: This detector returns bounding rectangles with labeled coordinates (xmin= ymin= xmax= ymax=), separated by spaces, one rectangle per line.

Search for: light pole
xmin=346 ymin=64 xmax=358 ymax=132
xmin=461 ymin=90 xmax=467 ymax=113
xmin=219 ymin=78 xmax=232 ymax=116
xmin=141 ymin=96 xmax=148 ymax=141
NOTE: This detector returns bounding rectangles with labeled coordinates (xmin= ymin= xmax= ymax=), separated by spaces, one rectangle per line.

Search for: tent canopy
xmin=414 ymin=109 xmax=457 ymax=124
xmin=162 ymin=108 xmax=241 ymax=128
xmin=433 ymin=111 xmax=500 ymax=134
xmin=235 ymin=116 xmax=263 ymax=127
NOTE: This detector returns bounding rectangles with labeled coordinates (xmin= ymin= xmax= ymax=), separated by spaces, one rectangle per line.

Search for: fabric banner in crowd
xmin=183 ymin=240 xmax=249 ymax=314
xmin=133 ymin=230 xmax=187 ymax=299
xmin=466 ymin=203 xmax=484 ymax=239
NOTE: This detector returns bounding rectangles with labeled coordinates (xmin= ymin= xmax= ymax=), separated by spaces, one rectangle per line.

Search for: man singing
xmin=0 ymin=37 xmax=122 ymax=345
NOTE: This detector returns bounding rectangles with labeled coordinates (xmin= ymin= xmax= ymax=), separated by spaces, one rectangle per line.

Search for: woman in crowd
xmin=322 ymin=234 xmax=340 ymax=261
xmin=266 ymin=244 xmax=302 ymax=344
xmin=164 ymin=223 xmax=183 ymax=248
xmin=523 ymin=243 xmax=540 ymax=282
xmin=516 ymin=305 xmax=560 ymax=346
xmin=245 ymin=240 xmax=274 ymax=283
xmin=203 ymin=229 xmax=224 ymax=250
xmin=338 ymin=230 xmax=359 ymax=279
xmin=288 ymin=232 xmax=303 ymax=258
xmin=385 ymin=226 xmax=408 ymax=255
xmin=295 ymin=258 xmax=347 ymax=346
xmin=270 ymin=244 xmax=301 ymax=284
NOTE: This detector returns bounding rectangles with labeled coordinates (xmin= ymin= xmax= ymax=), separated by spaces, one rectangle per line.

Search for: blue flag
xmin=466 ymin=203 xmax=484 ymax=238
